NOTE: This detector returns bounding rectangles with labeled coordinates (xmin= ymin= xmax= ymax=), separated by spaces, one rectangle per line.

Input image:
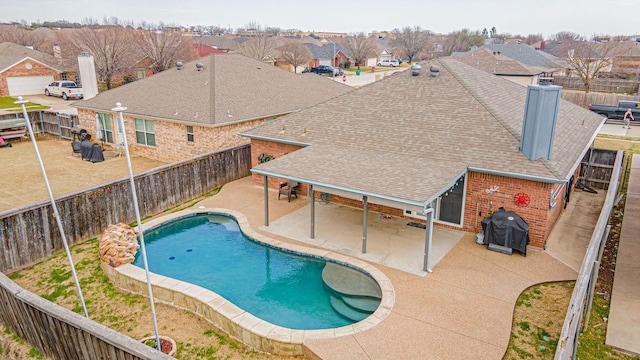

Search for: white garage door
xmin=7 ymin=76 xmax=54 ymax=96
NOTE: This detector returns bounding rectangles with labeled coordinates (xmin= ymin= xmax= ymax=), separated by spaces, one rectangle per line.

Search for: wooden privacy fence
xmin=0 ymin=144 xmax=251 ymax=273
xmin=560 ymin=91 xmax=640 ymax=108
xmin=579 ymin=148 xmax=621 ymax=190
xmin=0 ymin=272 xmax=173 ymax=359
xmin=0 ymin=110 xmax=78 ymax=139
xmin=553 ymin=77 xmax=639 ymax=95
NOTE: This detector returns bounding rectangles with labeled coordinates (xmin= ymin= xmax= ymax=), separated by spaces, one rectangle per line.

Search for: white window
xmin=134 ymin=119 xmax=155 ymax=146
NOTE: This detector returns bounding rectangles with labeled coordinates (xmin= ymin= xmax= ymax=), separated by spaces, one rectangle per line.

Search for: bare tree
xmin=442 ymin=29 xmax=485 ymax=56
xmin=278 ymin=40 xmax=313 ymax=73
xmin=0 ymin=25 xmax=49 ymax=50
xmin=281 ymin=28 xmax=302 ymax=36
xmin=551 ymin=31 xmax=582 ymax=42
xmin=390 ymin=26 xmax=430 ymax=63
xmin=264 ymin=26 xmax=282 ymax=37
xmin=65 ymin=26 xmax=139 ymax=89
xmin=338 ymin=33 xmax=376 ymax=68
xmin=553 ymin=35 xmax=620 ymax=93
xmin=524 ymin=34 xmax=544 ymax=45
xmin=237 ymin=35 xmax=278 ymax=62
xmin=135 ymin=28 xmax=197 ymax=73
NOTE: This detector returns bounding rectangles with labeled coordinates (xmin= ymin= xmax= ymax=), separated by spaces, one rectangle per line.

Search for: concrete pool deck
xmin=195 ymin=176 xmax=605 ymax=359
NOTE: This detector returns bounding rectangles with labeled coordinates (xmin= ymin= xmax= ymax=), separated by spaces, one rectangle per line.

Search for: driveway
xmin=0 ymin=94 xmax=78 ymax=116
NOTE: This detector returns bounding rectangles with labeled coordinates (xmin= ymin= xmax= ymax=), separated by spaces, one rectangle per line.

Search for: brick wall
xmin=250 ymin=139 xmax=305 ymax=188
xmin=0 ymin=59 xmax=61 ymax=96
xmin=78 ymin=109 xmax=266 ymax=162
xmin=464 ymin=172 xmax=557 ymax=248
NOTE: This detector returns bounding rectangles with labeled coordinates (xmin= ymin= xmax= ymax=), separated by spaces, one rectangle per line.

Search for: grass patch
xmin=595 ymin=137 xmax=640 ymax=154
xmin=506 ymin=282 xmax=640 ymax=360
xmin=505 ymin=282 xmax=575 ymax=359
xmin=577 ymin=295 xmax=640 ymax=360
xmin=0 ymin=96 xmax=49 ymax=111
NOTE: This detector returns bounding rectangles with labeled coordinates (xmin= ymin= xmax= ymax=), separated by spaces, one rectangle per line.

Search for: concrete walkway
xmin=606 ymin=154 xmax=640 ymax=355
xmin=196 ymin=177 xmax=606 ymax=359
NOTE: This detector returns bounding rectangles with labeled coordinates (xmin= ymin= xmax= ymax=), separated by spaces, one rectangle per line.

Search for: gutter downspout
xmin=423 ymin=205 xmax=435 ymax=273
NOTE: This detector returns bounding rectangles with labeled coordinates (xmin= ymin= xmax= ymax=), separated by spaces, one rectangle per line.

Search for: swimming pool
xmin=133 ymin=213 xmax=380 ymax=329
xmin=103 ymin=208 xmax=394 ymax=356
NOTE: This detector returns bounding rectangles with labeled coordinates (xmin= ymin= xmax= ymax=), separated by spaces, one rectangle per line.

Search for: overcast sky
xmin=2 ymin=0 xmax=638 ymax=39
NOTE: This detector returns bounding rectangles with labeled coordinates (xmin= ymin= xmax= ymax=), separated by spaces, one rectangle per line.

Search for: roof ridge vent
xmin=411 ymin=63 xmax=422 ymax=76
xmin=429 ymin=65 xmax=440 ymax=77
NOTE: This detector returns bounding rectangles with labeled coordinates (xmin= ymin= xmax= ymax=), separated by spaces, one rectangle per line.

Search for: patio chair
xmin=71 ymin=141 xmax=82 ymax=157
xmin=278 ymin=181 xmax=299 ymax=202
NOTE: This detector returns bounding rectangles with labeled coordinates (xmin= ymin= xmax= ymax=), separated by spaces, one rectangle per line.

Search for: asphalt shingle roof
xmin=452 ymin=48 xmax=544 ymax=76
xmin=241 ymin=58 xmax=604 ymax=204
xmin=0 ymin=42 xmax=64 ymax=73
xmin=482 ymin=44 xmax=568 ymax=71
xmin=72 ymin=53 xmax=352 ymax=126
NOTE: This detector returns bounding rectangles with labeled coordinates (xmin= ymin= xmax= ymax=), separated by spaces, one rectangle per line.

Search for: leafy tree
xmin=390 ymin=26 xmax=430 ymax=63
xmin=338 ymin=33 xmax=376 ymax=68
xmin=278 ymin=40 xmax=313 ymax=73
xmin=442 ymin=29 xmax=485 ymax=56
xmin=135 ymin=27 xmax=197 ymax=73
xmin=482 ymin=28 xmax=489 ymax=39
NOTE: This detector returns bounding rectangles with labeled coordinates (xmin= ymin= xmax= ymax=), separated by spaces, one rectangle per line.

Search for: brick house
xmin=239 ymin=58 xmax=604 ymax=253
xmin=0 ymin=42 xmax=76 ymax=96
xmin=71 ymin=54 xmax=351 ymax=162
xmin=305 ymin=43 xmax=349 ymax=69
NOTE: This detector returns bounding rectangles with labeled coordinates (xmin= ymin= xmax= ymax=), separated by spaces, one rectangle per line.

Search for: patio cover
xmin=252 ymin=144 xmax=468 ymax=272
xmin=252 ymin=144 xmax=469 ymax=208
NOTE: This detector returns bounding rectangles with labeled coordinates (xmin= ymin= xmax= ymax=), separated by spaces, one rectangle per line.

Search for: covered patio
xmin=263 ymin=202 xmax=464 ymax=276
xmin=252 ymin=144 xmax=469 ymax=274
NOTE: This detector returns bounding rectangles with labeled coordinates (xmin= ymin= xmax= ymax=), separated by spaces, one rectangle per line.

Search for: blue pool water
xmin=132 ymin=213 xmax=375 ymax=330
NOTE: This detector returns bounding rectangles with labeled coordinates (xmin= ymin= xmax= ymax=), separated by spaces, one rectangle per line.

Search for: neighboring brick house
xmin=240 ymin=58 xmax=604 ymax=251
xmin=0 ymin=42 xmax=76 ymax=96
xmin=71 ymin=53 xmax=351 ymax=162
xmin=452 ymin=48 xmax=545 ymax=86
xmin=305 ymin=43 xmax=349 ymax=69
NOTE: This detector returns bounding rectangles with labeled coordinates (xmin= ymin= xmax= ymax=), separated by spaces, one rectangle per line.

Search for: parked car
xmin=377 ymin=59 xmax=399 ymax=67
xmin=588 ymin=100 xmax=640 ymax=119
xmin=309 ymin=65 xmax=335 ymax=75
xmin=333 ymin=67 xmax=345 ymax=76
xmin=45 ymin=81 xmax=83 ymax=100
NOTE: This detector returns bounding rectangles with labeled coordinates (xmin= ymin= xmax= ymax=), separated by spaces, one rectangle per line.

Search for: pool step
xmin=322 ymin=263 xmax=382 ymax=321
xmin=329 ymin=294 xmax=371 ymax=322
xmin=321 ymin=263 xmax=381 ymax=299
xmin=343 ymin=296 xmax=380 ymax=313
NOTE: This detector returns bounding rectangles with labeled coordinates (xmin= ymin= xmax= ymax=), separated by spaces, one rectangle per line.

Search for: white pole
xmin=111 ymin=103 xmax=161 ymax=351
xmin=16 ymin=97 xmax=89 ymax=318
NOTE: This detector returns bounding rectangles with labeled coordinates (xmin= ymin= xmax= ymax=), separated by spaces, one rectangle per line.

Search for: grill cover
xmin=481 ymin=208 xmax=529 ymax=255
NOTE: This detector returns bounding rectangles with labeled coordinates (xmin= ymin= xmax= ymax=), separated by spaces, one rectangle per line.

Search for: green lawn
xmin=0 ymin=96 xmax=49 ymax=112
